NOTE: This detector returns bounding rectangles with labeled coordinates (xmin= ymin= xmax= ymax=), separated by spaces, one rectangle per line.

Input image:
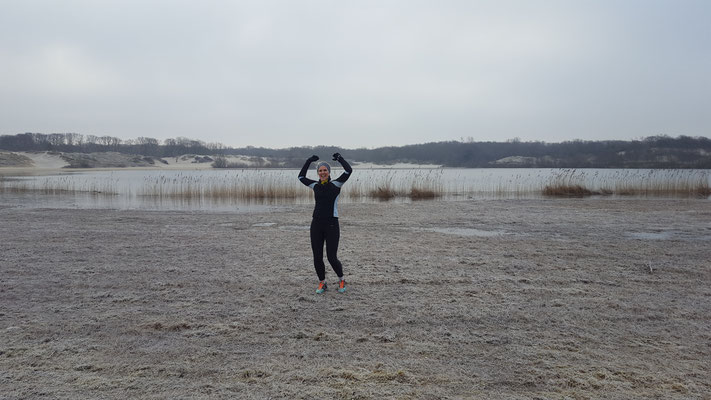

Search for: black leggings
xmin=310 ymin=217 xmax=343 ymax=281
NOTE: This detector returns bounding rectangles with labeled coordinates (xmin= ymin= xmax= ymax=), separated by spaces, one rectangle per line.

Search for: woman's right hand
xmin=308 ymin=155 xmax=319 ymax=162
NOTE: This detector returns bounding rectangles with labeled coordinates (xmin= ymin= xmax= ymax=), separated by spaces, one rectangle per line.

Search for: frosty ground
xmin=1 ymin=199 xmax=709 ymax=399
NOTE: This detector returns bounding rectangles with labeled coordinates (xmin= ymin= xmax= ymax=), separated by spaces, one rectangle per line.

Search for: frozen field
xmin=1 ymin=198 xmax=710 ymax=398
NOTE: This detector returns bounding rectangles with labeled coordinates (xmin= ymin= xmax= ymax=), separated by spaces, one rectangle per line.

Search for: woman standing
xmin=298 ymin=153 xmax=352 ymax=293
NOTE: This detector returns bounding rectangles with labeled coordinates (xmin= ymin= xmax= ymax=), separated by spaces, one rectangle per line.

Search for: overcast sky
xmin=1 ymin=0 xmax=709 ymax=149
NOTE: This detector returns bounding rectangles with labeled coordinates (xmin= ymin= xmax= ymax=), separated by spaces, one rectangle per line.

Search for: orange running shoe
xmin=316 ymin=281 xmax=327 ymax=294
xmin=338 ymin=279 xmax=346 ymax=293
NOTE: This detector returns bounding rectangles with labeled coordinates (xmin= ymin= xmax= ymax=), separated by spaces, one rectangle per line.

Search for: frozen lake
xmin=1 ymin=168 xmax=709 ymax=211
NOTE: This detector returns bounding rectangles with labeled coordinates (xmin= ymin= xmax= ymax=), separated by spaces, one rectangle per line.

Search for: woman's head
xmin=316 ymin=162 xmax=331 ymax=181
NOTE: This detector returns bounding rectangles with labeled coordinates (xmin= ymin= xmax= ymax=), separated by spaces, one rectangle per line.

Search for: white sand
xmin=23 ymin=152 xmax=70 ymax=168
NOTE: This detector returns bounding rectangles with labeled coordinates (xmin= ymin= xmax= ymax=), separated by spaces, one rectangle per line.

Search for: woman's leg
xmin=324 ymin=219 xmax=343 ymax=278
xmin=310 ymin=219 xmax=326 ymax=281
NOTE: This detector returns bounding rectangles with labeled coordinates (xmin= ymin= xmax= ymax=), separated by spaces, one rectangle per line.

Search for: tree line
xmin=0 ymin=132 xmax=224 ymax=158
xmin=1 ymin=132 xmax=710 ymax=168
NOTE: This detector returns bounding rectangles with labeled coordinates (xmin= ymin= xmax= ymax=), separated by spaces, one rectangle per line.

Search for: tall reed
xmin=3 ymin=168 xmax=708 ymax=203
xmin=0 ymin=175 xmax=117 ymax=195
xmin=138 ymin=171 xmax=311 ymax=203
xmin=543 ymin=169 xmax=711 ymax=198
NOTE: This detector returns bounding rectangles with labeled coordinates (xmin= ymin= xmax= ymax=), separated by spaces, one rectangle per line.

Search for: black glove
xmin=332 ymin=152 xmax=342 ymax=161
xmin=307 ymin=155 xmax=319 ymax=162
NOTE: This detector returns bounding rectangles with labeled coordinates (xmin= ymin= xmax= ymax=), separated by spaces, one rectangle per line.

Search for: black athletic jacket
xmin=298 ymin=157 xmax=352 ymax=218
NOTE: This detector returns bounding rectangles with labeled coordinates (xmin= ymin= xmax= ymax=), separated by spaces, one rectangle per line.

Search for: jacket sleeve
xmin=333 ymin=156 xmax=352 ymax=186
xmin=298 ymin=159 xmax=316 ymax=187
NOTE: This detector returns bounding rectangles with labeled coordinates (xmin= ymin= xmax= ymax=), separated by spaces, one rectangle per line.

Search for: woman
xmin=298 ymin=152 xmax=352 ymax=293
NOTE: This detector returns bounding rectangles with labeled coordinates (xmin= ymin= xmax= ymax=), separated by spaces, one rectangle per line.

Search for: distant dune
xmin=0 ymin=151 xmax=442 ymax=171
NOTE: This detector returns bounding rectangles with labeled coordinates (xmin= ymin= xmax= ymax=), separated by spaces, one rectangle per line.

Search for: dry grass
xmin=364 ymin=171 xmax=444 ymax=201
xmin=369 ymin=185 xmax=398 ymax=200
xmin=543 ymin=169 xmax=595 ymax=197
xmin=137 ymin=172 xmax=310 ymax=203
xmin=696 ymin=183 xmax=711 ymax=197
xmin=409 ymin=186 xmax=440 ymax=200
xmin=367 ymin=184 xmax=444 ymax=201
xmin=0 ymin=176 xmax=115 ymax=196
xmin=543 ymin=184 xmax=595 ymax=197
xmin=543 ymin=169 xmax=711 ymax=198
xmin=543 ymin=182 xmax=711 ymax=198
xmin=614 ymin=180 xmax=711 ymax=197
xmin=141 ymin=182 xmax=306 ymax=202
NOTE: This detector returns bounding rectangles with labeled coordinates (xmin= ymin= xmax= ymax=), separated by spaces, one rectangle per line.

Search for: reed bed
xmin=454 ymin=170 xmax=542 ymax=198
xmin=542 ymin=184 xmax=595 ymax=197
xmin=369 ymin=185 xmax=398 ymax=200
xmin=612 ymin=173 xmax=711 ymax=197
xmin=134 ymin=169 xmax=449 ymax=203
xmin=137 ymin=171 xmax=311 ymax=203
xmin=409 ymin=171 xmax=445 ymax=200
xmin=2 ymin=168 xmax=709 ymax=207
xmin=409 ymin=186 xmax=439 ymax=200
xmin=0 ymin=175 xmax=117 ymax=195
xmin=362 ymin=169 xmax=445 ymax=201
xmin=133 ymin=168 xmax=709 ymax=204
xmin=543 ymin=169 xmax=711 ymax=198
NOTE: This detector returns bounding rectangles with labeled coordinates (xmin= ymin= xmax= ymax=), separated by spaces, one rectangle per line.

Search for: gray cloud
xmin=1 ymin=0 xmax=709 ymax=148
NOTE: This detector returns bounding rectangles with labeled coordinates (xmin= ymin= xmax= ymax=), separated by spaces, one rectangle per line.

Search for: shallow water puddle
xmin=252 ymin=222 xmax=277 ymax=227
xmin=626 ymin=231 xmax=675 ymax=240
xmin=416 ymin=227 xmax=507 ymax=237
xmin=627 ymin=230 xmax=711 ymax=241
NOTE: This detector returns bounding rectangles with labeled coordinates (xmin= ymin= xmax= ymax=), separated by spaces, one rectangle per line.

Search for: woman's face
xmin=318 ymin=166 xmax=330 ymax=181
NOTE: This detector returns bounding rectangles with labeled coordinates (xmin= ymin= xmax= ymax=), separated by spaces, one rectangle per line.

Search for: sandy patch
xmin=0 ymin=151 xmax=69 ymax=171
xmin=23 ymin=152 xmax=71 ymax=168
xmin=0 ymin=199 xmax=709 ymax=398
